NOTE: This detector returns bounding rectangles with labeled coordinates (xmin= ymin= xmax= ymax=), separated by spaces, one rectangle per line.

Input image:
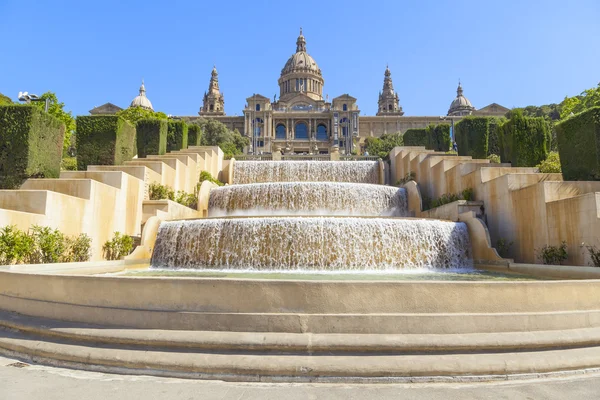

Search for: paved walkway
xmin=2 ymin=355 xmax=600 ymax=399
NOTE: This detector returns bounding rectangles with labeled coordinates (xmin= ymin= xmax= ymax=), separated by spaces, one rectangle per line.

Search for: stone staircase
xmin=0 ymin=146 xmax=225 ymax=260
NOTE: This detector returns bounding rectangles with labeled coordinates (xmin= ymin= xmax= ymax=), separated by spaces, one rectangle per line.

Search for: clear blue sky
xmin=1 ymin=0 xmax=598 ymax=117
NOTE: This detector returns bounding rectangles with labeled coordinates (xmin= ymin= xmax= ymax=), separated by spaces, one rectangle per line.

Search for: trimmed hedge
xmin=555 ymin=106 xmax=600 ymax=180
xmin=455 ymin=117 xmax=489 ymax=159
xmin=187 ymin=124 xmax=202 ymax=146
xmin=76 ymin=115 xmax=136 ymax=170
xmin=498 ymin=111 xmax=550 ymax=167
xmin=136 ymin=118 xmax=167 ymax=158
xmin=426 ymin=124 xmax=451 ymax=152
xmin=0 ymin=105 xmax=65 ymax=188
xmin=167 ymin=120 xmax=188 ymax=152
xmin=487 ymin=117 xmax=504 ymax=156
xmin=403 ymin=128 xmax=428 ymax=147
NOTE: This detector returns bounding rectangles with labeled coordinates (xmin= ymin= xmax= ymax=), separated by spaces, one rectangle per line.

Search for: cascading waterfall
xmin=151 ymin=217 xmax=472 ymax=271
xmin=208 ymin=182 xmax=408 ymax=217
xmin=233 ymin=161 xmax=380 ymax=184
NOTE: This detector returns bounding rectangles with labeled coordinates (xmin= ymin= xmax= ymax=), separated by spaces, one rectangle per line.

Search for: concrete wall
xmin=0 ymin=146 xmax=224 ymax=261
xmin=393 ymin=146 xmax=600 ymax=265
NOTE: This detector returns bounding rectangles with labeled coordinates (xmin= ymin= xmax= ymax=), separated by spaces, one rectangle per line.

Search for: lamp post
xmin=18 ymin=92 xmax=49 ymax=112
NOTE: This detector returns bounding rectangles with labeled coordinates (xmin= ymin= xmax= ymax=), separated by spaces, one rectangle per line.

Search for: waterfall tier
xmin=208 ymin=182 xmax=408 ymax=217
xmin=151 ymin=217 xmax=472 ymax=271
xmin=233 ymin=161 xmax=380 ymax=184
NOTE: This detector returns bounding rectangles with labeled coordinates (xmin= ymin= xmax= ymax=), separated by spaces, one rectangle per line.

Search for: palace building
xmin=91 ymin=29 xmax=509 ymax=154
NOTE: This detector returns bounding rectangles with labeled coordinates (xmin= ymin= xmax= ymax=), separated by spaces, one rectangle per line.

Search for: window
xmin=210 ymin=104 xmax=214 ymax=111
xmin=388 ymin=104 xmax=393 ymax=111
xmin=256 ymin=104 xmax=261 ymax=111
xmin=343 ymin=104 xmax=348 ymax=111
xmin=340 ymin=118 xmax=349 ymax=138
xmin=295 ymin=122 xmax=308 ymax=139
xmin=296 ymin=79 xmax=299 ymax=92
xmin=257 ymin=140 xmax=264 ymax=148
xmin=276 ymin=124 xmax=286 ymax=139
xmin=316 ymin=124 xmax=327 ymax=140
xmin=254 ymin=118 xmax=263 ymax=137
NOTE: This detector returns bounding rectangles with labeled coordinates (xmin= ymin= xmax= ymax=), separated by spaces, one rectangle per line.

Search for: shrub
xmin=0 ymin=225 xmax=34 ymax=264
xmin=403 ymin=128 xmax=428 ymax=147
xmin=28 ymin=225 xmax=66 ymax=264
xmin=364 ymin=132 xmax=403 ymax=160
xmin=199 ymin=171 xmax=224 ymax=186
xmin=496 ymin=238 xmax=513 ymax=258
xmin=536 ymin=151 xmax=562 ymax=173
xmin=0 ymin=105 xmax=65 ymax=188
xmin=487 ymin=154 xmax=501 ymax=164
xmin=103 ymin=232 xmax=134 ymax=261
xmin=167 ymin=120 xmax=188 ymax=152
xmin=498 ymin=110 xmax=550 ymax=167
xmin=586 ymin=245 xmax=600 ymax=268
xmin=461 ymin=187 xmax=474 ymax=201
xmin=537 ymin=242 xmax=568 ymax=265
xmin=75 ymin=115 xmax=136 ymax=170
xmin=187 ymin=124 xmax=202 ymax=146
xmin=455 ymin=117 xmax=489 ymax=159
xmin=149 ymin=183 xmax=175 ymax=201
xmin=487 ymin=117 xmax=504 ymax=157
xmin=136 ymin=118 xmax=167 ymax=158
xmin=175 ymin=190 xmax=198 ymax=209
xmin=555 ymin=106 xmax=600 ymax=180
xmin=429 ymin=188 xmax=475 ymax=209
xmin=61 ymin=156 xmax=78 ymax=171
xmin=426 ymin=124 xmax=451 ymax=152
xmin=396 ymin=172 xmax=416 ymax=186
xmin=62 ymin=233 xmax=92 ymax=262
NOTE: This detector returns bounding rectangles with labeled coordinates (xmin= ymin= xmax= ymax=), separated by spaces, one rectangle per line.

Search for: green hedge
xmin=498 ymin=111 xmax=550 ymax=167
xmin=136 ymin=118 xmax=167 ymax=158
xmin=403 ymin=128 xmax=428 ymax=147
xmin=187 ymin=124 xmax=202 ymax=146
xmin=426 ymin=124 xmax=451 ymax=152
xmin=167 ymin=120 xmax=188 ymax=152
xmin=487 ymin=117 xmax=504 ymax=157
xmin=555 ymin=106 xmax=600 ymax=180
xmin=455 ymin=117 xmax=489 ymax=159
xmin=75 ymin=115 xmax=136 ymax=170
xmin=0 ymin=105 xmax=65 ymax=188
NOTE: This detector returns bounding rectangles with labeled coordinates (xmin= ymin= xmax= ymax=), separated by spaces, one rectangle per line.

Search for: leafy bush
xmin=198 ymin=119 xmax=249 ymax=158
xmin=586 ymin=245 xmax=600 ymax=268
xmin=116 ymin=106 xmax=168 ymax=125
xmin=188 ymin=124 xmax=202 ymax=146
xmin=426 ymin=124 xmax=451 ymax=152
xmin=429 ymin=188 xmax=475 ymax=209
xmin=537 ymin=242 xmax=568 ymax=265
xmin=0 ymin=105 xmax=65 ymax=189
xmin=487 ymin=154 xmax=501 ymax=163
xmin=103 ymin=232 xmax=134 ymax=261
xmin=136 ymin=118 xmax=167 ymax=158
xmin=167 ymin=120 xmax=189 ymax=152
xmin=555 ymin=106 xmax=600 ymax=180
xmin=364 ymin=132 xmax=403 ymax=160
xmin=487 ymin=117 xmax=504 ymax=157
xmin=455 ymin=117 xmax=490 ymax=159
xmin=498 ymin=110 xmax=550 ymax=167
xmin=461 ymin=187 xmax=475 ymax=201
xmin=175 ymin=190 xmax=198 ymax=209
xmin=536 ymin=151 xmax=562 ymax=173
xmin=61 ymin=156 xmax=78 ymax=171
xmin=199 ymin=171 xmax=224 ymax=186
xmin=149 ymin=183 xmax=175 ymax=201
xmin=403 ymin=128 xmax=428 ymax=147
xmin=496 ymin=238 xmax=513 ymax=258
xmin=76 ymin=115 xmax=136 ymax=170
xmin=0 ymin=225 xmax=91 ymax=264
xmin=396 ymin=172 xmax=416 ymax=186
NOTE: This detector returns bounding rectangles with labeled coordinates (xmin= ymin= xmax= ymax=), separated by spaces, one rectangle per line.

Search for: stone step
xmin=59 ymin=171 xmax=127 ymax=190
xmin=3 ymin=322 xmax=600 ymax=382
xmin=20 ymin=179 xmax=98 ymax=200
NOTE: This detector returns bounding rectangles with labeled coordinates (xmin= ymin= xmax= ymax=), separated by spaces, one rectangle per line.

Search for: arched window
xmin=295 ymin=122 xmax=308 ymax=139
xmin=316 ymin=124 xmax=328 ymax=140
xmin=276 ymin=124 xmax=286 ymax=139
xmin=388 ymin=104 xmax=393 ymax=111
xmin=256 ymin=104 xmax=261 ymax=111
xmin=210 ymin=104 xmax=214 ymax=111
xmin=343 ymin=104 xmax=348 ymax=111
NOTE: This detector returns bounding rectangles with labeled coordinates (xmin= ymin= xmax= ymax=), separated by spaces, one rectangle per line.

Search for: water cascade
xmin=233 ymin=161 xmax=380 ymax=184
xmin=151 ymin=217 xmax=472 ymax=271
xmin=208 ymin=182 xmax=408 ymax=217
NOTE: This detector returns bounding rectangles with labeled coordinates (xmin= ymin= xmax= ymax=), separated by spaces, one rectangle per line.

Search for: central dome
xmin=278 ymin=29 xmax=325 ymax=102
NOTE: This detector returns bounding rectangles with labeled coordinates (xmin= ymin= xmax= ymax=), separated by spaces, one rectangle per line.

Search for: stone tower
xmin=377 ymin=65 xmax=403 ymax=116
xmin=199 ymin=66 xmax=225 ymax=116
xmin=448 ymin=81 xmax=475 ymax=116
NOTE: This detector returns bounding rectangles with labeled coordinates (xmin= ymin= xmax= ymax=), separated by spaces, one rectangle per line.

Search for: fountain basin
xmin=151 ymin=216 xmax=472 ymax=271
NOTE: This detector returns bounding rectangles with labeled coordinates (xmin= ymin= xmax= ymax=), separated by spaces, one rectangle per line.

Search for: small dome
xmin=448 ymin=82 xmax=474 ymax=116
xmin=130 ymin=80 xmax=154 ymax=110
xmin=281 ymin=29 xmax=321 ymax=77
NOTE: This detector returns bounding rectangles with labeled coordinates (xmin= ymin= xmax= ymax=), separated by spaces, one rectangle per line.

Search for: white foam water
xmin=208 ymin=182 xmax=408 ymax=217
xmin=151 ymin=217 xmax=472 ymax=271
xmin=233 ymin=161 xmax=380 ymax=184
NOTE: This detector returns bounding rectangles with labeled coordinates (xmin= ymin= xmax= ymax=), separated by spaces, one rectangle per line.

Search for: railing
xmin=233 ymin=155 xmax=273 ymax=161
xmin=340 ymin=156 xmax=380 ymax=161
xmin=281 ymin=155 xmax=330 ymax=161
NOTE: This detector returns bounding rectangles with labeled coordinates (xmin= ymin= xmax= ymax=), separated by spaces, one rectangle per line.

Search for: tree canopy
xmin=0 ymin=93 xmax=12 ymax=105
xmin=116 ymin=106 xmax=167 ymax=125
xmin=364 ymin=132 xmax=403 ymax=160
xmin=29 ymin=92 xmax=75 ymax=154
xmin=560 ymin=83 xmax=600 ymax=119
xmin=196 ymin=118 xmax=249 ymax=158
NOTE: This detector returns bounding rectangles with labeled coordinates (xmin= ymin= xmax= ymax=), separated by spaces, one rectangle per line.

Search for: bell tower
xmin=376 ymin=65 xmax=404 ymax=116
xmin=199 ymin=65 xmax=226 ymax=116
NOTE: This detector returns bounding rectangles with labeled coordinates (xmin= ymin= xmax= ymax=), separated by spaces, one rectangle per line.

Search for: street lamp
xmin=18 ymin=92 xmax=49 ymax=112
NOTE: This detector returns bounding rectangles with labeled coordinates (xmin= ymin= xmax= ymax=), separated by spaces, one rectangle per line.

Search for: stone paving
xmin=1 ymin=355 xmax=599 ymax=400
